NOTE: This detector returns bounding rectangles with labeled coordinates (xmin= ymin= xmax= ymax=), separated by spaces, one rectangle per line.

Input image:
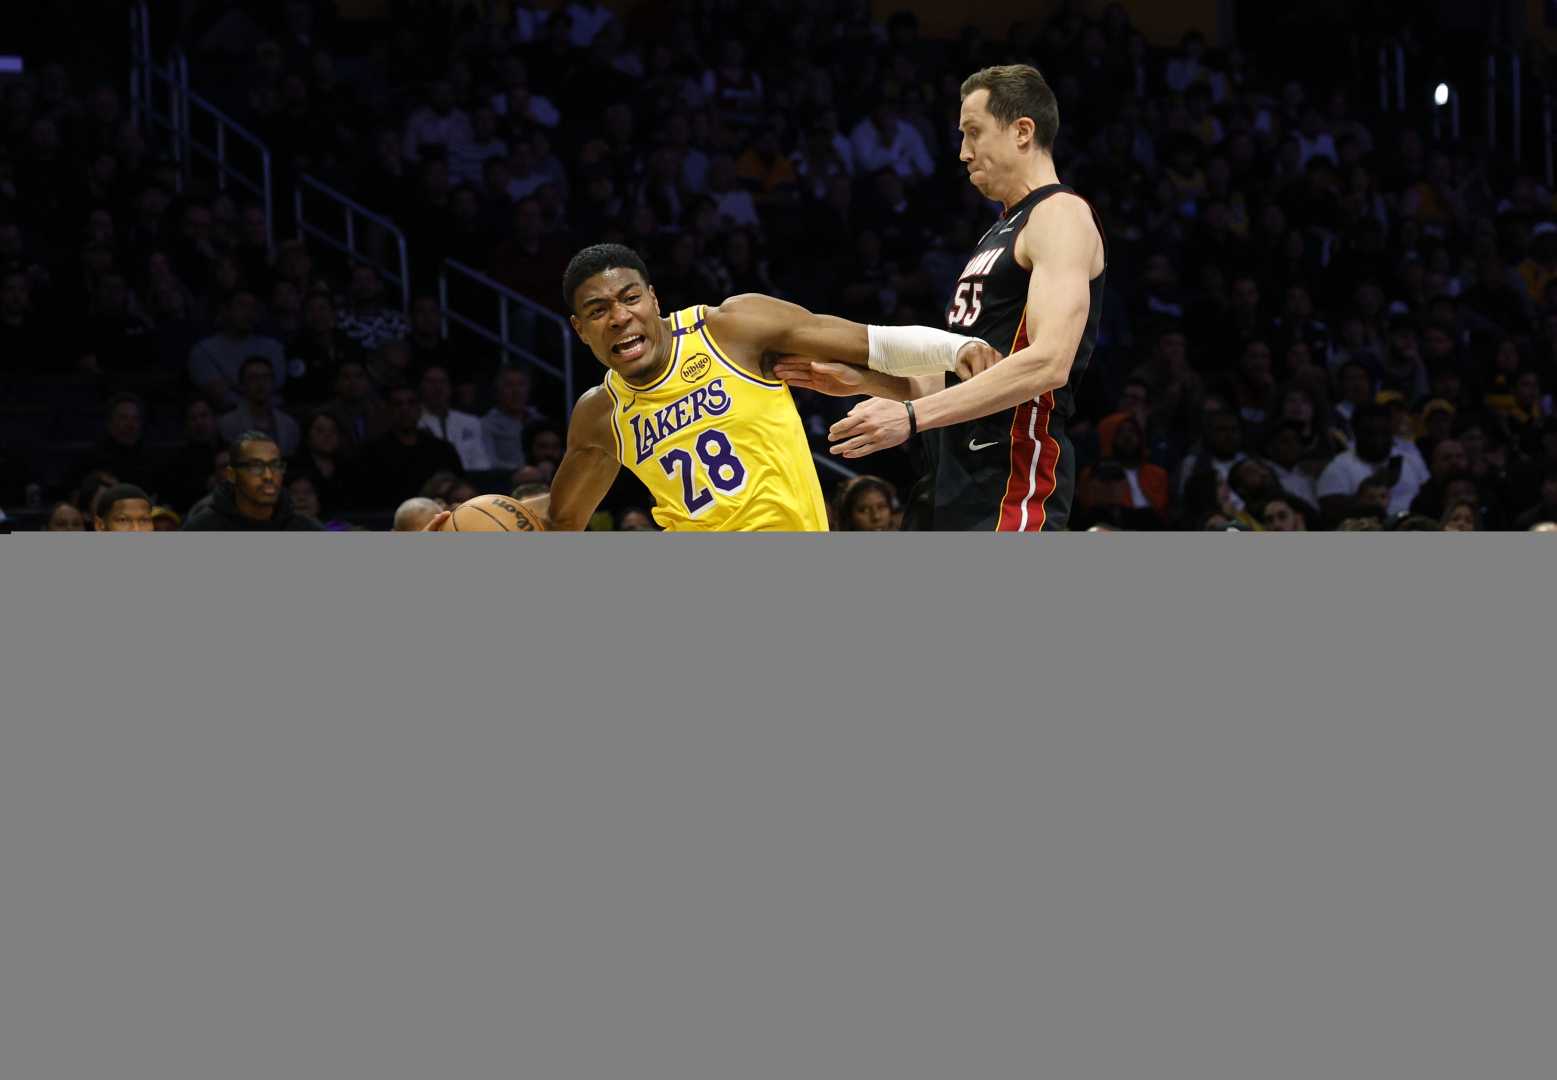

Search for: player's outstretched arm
xmin=540 ymin=385 xmax=622 ymax=531
xmin=707 ymin=294 xmax=1000 ymax=390
xmin=828 ymin=196 xmax=1098 ymax=459
xmin=770 ymin=357 xmax=943 ymax=403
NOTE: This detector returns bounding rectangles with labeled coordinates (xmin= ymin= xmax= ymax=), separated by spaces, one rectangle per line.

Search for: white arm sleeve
xmin=867 ymin=324 xmax=978 ymax=377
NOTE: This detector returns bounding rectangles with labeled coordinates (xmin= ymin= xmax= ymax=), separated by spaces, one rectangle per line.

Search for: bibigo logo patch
xmin=680 ymin=352 xmax=712 ymax=382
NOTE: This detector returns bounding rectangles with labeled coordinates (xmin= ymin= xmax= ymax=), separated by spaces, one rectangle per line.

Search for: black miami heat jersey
xmin=931 ymin=184 xmax=1106 ymax=531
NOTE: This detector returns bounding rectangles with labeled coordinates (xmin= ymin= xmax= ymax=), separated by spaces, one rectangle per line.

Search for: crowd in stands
xmin=3 ymin=1 xmax=1556 ymax=531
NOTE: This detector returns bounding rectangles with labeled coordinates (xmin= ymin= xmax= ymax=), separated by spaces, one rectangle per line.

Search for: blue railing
xmin=294 ymin=174 xmax=412 ymax=312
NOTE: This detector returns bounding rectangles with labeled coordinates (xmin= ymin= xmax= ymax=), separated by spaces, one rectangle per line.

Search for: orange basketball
xmin=440 ymin=493 xmax=545 ymax=532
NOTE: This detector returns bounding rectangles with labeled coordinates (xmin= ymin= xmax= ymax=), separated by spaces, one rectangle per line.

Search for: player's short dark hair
xmin=562 ymin=243 xmax=652 ymax=312
xmin=94 ymin=483 xmax=150 ymax=519
xmin=960 ymin=64 xmax=1059 ymax=151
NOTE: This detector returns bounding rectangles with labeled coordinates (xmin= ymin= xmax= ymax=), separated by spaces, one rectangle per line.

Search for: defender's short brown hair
xmin=960 ymin=65 xmax=1060 ymax=151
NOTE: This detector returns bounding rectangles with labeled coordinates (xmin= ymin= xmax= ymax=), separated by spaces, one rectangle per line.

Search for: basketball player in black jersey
xmin=779 ymin=65 xmax=1106 ymax=531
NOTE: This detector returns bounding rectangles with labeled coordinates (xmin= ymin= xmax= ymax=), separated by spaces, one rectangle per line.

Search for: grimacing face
xmin=569 ymin=267 xmax=670 ymax=384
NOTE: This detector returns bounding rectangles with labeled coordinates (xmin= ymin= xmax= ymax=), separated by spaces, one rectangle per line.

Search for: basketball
xmin=440 ymin=494 xmax=546 ymax=532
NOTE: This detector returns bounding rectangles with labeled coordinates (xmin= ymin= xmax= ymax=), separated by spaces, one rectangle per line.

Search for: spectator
xmin=1377 ymin=317 xmax=1430 ymax=401
xmin=417 ymin=364 xmax=490 ymax=472
xmin=1513 ymin=466 xmax=1557 ymax=531
xmin=420 ymin=471 xmax=479 ymax=509
xmin=78 ymin=271 xmax=156 ymax=375
xmin=617 ymin=506 xmax=656 ymax=531
xmin=1517 ymin=222 xmax=1557 ymax=304
xmin=69 ymin=393 xmax=164 ymax=500
xmin=367 ymin=338 xmax=417 ymax=389
xmin=406 ymin=294 xmax=456 ymax=376
xmin=92 ymin=483 xmax=155 ymax=532
xmin=393 ymin=496 xmax=443 ymax=532
xmin=1075 ymin=461 xmax=1167 ymax=531
xmin=43 ymin=501 xmax=86 ymax=531
xmin=0 ymin=269 xmax=52 ymax=373
xmin=510 ymin=419 xmax=563 ymax=487
xmin=1094 ymin=415 xmax=1170 ymax=516
xmin=183 ymin=431 xmax=323 ymax=531
xmin=285 ymin=473 xmax=325 ymax=524
xmin=836 ymin=476 xmax=898 ymax=532
xmin=1416 ymin=398 xmax=1456 ymax=461
xmin=402 ymin=80 xmax=473 ymax=165
xmin=357 ymin=385 xmax=464 ymax=509
xmin=336 ymin=265 xmax=409 ymax=351
xmin=482 ymin=366 xmax=543 ymax=470
xmin=286 ymin=289 xmax=362 ymax=406
xmin=1261 ymin=421 xmax=1320 ymax=507
xmin=1332 ymin=360 xmax=1377 ymax=437
xmin=289 ymin=410 xmax=354 ymax=514
xmin=1177 ymin=411 xmax=1247 ymax=496
xmin=1256 ymin=492 xmax=1311 ymax=531
xmin=188 ymin=288 xmax=286 ymax=411
xmin=705 ymin=154 xmax=761 ymax=231
xmin=492 ymin=197 xmax=571 ymax=310
xmin=1227 ymin=458 xmax=1282 ymax=510
xmin=489 ymin=60 xmax=560 ymax=131
xmin=1318 ymin=404 xmax=1430 ymax=518
xmin=1441 ymin=498 xmax=1481 ymax=531
xmin=324 ymin=359 xmax=389 ymax=445
xmin=150 ymin=507 xmax=181 ymax=531
xmin=219 ymin=356 xmax=302 ymax=456
xmin=849 ymin=96 xmax=934 ymax=184
xmin=162 ymin=397 xmax=225 ymax=514
xmin=451 ymin=104 xmax=508 ymax=187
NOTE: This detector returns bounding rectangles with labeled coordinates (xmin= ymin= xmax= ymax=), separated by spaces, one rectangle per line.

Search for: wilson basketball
xmin=441 ymin=494 xmax=545 ymax=532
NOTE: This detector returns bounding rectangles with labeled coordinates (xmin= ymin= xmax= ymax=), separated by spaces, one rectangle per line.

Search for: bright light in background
xmin=1434 ymin=83 xmax=1450 ymax=107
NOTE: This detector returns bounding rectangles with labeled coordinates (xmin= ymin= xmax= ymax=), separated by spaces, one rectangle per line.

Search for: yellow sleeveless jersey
xmin=601 ymin=305 xmax=829 ymax=532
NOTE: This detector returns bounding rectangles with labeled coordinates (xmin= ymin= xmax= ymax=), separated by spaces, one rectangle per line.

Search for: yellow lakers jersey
xmin=602 ymin=305 xmax=829 ymax=532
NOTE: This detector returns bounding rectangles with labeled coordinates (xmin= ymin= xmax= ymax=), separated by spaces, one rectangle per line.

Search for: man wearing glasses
xmin=182 ymin=431 xmax=324 ymax=531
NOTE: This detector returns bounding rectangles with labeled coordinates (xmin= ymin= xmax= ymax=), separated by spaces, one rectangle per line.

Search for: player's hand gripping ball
xmin=432 ymin=494 xmax=545 ymax=532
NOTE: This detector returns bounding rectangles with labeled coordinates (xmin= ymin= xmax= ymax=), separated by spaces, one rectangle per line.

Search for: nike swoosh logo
xmin=968 ymin=439 xmax=1000 ymax=452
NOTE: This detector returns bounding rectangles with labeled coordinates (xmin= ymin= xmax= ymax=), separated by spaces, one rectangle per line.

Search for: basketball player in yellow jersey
xmin=421 ymin=243 xmax=1001 ymax=532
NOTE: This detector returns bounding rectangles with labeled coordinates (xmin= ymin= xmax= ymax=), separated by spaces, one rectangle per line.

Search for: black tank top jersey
xmin=930 ymin=184 xmax=1106 ymax=531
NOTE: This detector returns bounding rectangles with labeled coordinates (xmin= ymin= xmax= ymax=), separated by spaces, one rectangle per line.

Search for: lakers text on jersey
xmin=602 ymin=305 xmax=830 ymax=531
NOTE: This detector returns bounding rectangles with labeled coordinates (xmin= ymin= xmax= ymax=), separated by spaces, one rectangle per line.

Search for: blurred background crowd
xmin=3 ymin=0 xmax=1556 ymax=531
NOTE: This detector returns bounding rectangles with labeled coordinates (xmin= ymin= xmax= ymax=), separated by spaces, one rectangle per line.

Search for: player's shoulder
xmin=704 ymin=292 xmax=767 ymax=324
xmin=703 ymin=292 xmax=792 ymax=341
xmin=1022 ymin=190 xmax=1102 ymax=260
xmin=570 ymin=382 xmax=617 ymax=444
xmin=1029 ymin=189 xmax=1097 ymax=230
xmin=575 ymin=381 xmax=614 ymax=417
